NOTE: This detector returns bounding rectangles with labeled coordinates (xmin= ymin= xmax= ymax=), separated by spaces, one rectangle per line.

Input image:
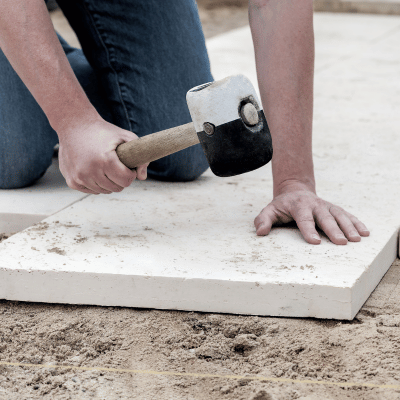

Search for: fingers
xmin=314 ymin=207 xmax=348 ymax=245
xmin=253 ymin=189 xmax=369 ymax=246
xmin=119 ymin=132 xmax=148 ymax=180
xmin=96 ymin=175 xmax=124 ymax=193
xmin=298 ymin=205 xmax=370 ymax=245
xmin=66 ymin=161 xmax=141 ymax=195
xmin=254 ymin=206 xmax=278 ymax=236
xmin=347 ymin=214 xmax=370 ymax=237
xmin=73 ymin=178 xmax=112 ymax=195
xmin=105 ymin=152 xmax=140 ymax=187
xmin=68 ymin=170 xmax=135 ymax=195
xmin=136 ymin=164 xmax=148 ymax=181
xmin=117 ymin=132 xmax=148 ymax=181
xmin=329 ymin=207 xmax=361 ymax=242
xmin=59 ymin=121 xmax=149 ymax=195
xmin=69 ymin=183 xmax=99 ymax=195
xmin=67 ymin=179 xmax=105 ymax=195
xmin=256 ymin=205 xmax=322 ymax=245
xmin=75 ymin=153 xmax=141 ymax=195
xmin=291 ymin=207 xmax=322 ymax=245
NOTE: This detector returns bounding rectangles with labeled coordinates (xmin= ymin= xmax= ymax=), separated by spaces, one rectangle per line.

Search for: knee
xmin=148 ymin=146 xmax=209 ymax=182
xmin=165 ymin=161 xmax=208 ymax=182
xmin=0 ymin=148 xmax=53 ymax=189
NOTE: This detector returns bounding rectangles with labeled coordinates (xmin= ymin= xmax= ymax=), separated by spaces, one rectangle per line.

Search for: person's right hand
xmin=58 ymin=116 xmax=148 ymax=194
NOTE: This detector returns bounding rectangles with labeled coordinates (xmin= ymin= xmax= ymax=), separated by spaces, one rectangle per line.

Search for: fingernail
xmin=336 ymin=234 xmax=347 ymax=241
xmin=311 ymin=234 xmax=321 ymax=241
xmin=350 ymin=231 xmax=361 ymax=238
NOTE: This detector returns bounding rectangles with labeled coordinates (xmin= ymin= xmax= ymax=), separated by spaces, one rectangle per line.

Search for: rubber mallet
xmin=116 ymin=74 xmax=273 ymax=177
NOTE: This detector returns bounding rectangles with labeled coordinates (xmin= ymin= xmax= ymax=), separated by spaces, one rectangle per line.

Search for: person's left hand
xmin=254 ymin=182 xmax=370 ymax=245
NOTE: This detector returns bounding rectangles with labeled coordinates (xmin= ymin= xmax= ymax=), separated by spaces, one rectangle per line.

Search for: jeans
xmin=0 ymin=0 xmax=212 ymax=189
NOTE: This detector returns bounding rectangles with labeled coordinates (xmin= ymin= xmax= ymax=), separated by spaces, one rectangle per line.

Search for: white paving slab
xmin=0 ymin=159 xmax=87 ymax=235
xmin=1 ymin=13 xmax=400 ymax=319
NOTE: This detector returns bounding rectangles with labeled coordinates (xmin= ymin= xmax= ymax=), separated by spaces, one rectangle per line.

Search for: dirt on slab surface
xmin=0 ymin=249 xmax=399 ymax=400
xmin=0 ymin=234 xmax=9 ymax=243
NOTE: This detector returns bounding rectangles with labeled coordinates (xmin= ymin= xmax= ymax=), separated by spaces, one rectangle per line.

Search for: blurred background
xmin=47 ymin=0 xmax=400 ymax=47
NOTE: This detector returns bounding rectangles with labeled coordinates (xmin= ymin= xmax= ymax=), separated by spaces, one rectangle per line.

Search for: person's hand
xmin=58 ymin=116 xmax=148 ymax=194
xmin=254 ymin=181 xmax=370 ymax=245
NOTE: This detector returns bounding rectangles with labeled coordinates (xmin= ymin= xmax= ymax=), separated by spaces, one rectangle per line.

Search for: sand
xmin=1 ymin=2 xmax=400 ymax=399
xmin=0 ymin=263 xmax=399 ymax=399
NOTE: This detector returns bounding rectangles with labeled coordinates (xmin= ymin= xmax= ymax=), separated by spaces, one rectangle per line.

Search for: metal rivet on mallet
xmin=203 ymin=122 xmax=215 ymax=136
xmin=240 ymin=103 xmax=259 ymax=126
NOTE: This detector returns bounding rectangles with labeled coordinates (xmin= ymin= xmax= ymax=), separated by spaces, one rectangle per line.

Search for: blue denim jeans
xmin=0 ymin=0 xmax=212 ymax=189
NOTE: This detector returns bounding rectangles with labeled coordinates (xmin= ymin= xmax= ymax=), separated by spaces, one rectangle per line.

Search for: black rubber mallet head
xmin=116 ymin=75 xmax=273 ymax=177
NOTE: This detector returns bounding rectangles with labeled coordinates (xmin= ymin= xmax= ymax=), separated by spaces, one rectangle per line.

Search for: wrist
xmin=273 ymin=177 xmax=316 ymax=197
xmin=272 ymin=152 xmax=316 ymax=196
xmin=39 ymin=70 xmax=100 ymax=135
xmin=49 ymin=101 xmax=101 ymax=139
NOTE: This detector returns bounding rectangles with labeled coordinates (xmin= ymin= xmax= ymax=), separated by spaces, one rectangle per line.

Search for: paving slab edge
xmin=351 ymin=228 xmax=399 ymax=318
xmin=0 ymin=267 xmax=353 ymax=319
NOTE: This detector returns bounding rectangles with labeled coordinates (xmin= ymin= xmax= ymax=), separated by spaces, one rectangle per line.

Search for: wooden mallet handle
xmin=116 ymin=122 xmax=199 ymax=169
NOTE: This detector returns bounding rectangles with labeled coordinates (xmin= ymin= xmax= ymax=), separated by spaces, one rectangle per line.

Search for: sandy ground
xmin=2 ymin=2 xmax=400 ymax=399
xmin=0 ymin=258 xmax=399 ymax=400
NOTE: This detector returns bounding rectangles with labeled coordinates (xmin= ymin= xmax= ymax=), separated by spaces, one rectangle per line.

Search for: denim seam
xmin=81 ymin=0 xmax=132 ymax=132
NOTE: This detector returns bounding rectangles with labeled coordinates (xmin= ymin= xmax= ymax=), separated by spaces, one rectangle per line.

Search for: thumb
xmin=254 ymin=205 xmax=279 ymax=236
xmin=117 ymin=130 xmax=149 ymax=180
xmin=119 ymin=129 xmax=139 ymax=144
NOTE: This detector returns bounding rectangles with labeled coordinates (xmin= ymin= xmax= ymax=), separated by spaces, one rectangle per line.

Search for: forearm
xmin=0 ymin=0 xmax=97 ymax=134
xmin=249 ymin=0 xmax=315 ymax=196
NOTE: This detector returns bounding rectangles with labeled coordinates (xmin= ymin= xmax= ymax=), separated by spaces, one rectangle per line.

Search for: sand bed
xmin=0 ymin=262 xmax=399 ymax=399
